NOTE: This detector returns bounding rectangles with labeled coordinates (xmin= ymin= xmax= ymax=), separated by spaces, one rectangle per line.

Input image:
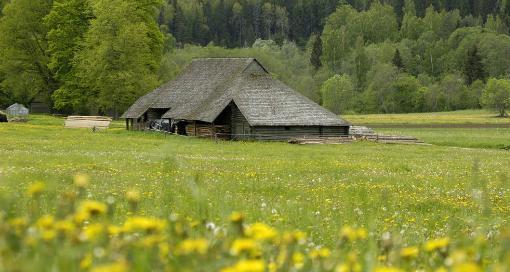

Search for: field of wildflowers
xmin=0 ymin=115 xmax=509 ymax=271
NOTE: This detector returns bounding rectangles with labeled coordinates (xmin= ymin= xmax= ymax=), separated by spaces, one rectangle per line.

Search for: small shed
xmin=7 ymin=103 xmax=29 ymax=116
xmin=6 ymin=103 xmax=29 ymax=121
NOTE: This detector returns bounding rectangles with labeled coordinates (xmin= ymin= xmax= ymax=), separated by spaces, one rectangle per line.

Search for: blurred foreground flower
xmin=26 ymin=181 xmax=45 ymax=198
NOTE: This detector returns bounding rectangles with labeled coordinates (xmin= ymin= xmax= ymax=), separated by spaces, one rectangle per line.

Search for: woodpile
xmin=186 ymin=124 xmax=231 ymax=139
xmin=349 ymin=126 xmax=375 ymax=136
xmin=289 ymin=135 xmax=424 ymax=145
xmin=288 ymin=137 xmax=355 ymax=145
xmin=359 ymin=135 xmax=424 ymax=144
xmin=64 ymin=116 xmax=112 ymax=130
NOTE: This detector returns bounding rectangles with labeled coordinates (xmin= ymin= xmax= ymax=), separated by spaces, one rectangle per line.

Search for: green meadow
xmin=0 ymin=114 xmax=509 ymax=271
xmin=344 ymin=110 xmax=510 ymax=126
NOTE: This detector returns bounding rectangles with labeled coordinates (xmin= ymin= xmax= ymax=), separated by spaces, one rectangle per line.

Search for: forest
xmin=1 ymin=0 xmax=510 ymax=116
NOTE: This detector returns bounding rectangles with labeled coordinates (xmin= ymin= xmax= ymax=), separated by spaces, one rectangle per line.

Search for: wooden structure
xmin=65 ymin=116 xmax=112 ymax=130
xmin=122 ymin=58 xmax=350 ymax=140
xmin=289 ymin=135 xmax=424 ymax=145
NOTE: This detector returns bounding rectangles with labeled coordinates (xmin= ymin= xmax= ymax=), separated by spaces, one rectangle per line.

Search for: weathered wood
xmin=289 ymin=137 xmax=354 ymax=145
xmin=289 ymin=134 xmax=423 ymax=145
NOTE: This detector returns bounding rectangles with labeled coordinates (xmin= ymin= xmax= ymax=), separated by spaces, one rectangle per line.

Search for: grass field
xmin=377 ymin=128 xmax=510 ymax=149
xmin=1 ymin=114 xmax=509 ymax=271
xmin=344 ymin=109 xmax=510 ymax=125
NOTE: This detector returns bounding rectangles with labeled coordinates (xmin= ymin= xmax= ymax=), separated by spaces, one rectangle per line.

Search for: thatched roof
xmin=122 ymin=58 xmax=349 ymax=127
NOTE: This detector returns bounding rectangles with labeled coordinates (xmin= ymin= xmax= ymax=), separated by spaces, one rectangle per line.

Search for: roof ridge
xmin=180 ymin=59 xmax=256 ymax=120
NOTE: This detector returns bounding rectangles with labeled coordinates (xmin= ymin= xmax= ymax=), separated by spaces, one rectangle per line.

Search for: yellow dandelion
xmin=452 ymin=263 xmax=482 ymax=272
xmin=140 ymin=235 xmax=167 ymax=248
xmin=230 ymin=238 xmax=259 ymax=256
xmin=159 ymin=242 xmax=170 ymax=261
xmin=229 ymin=211 xmax=244 ymax=223
xmin=55 ymin=220 xmax=75 ymax=236
xmin=400 ymin=246 xmax=419 ymax=259
xmin=356 ymin=228 xmax=368 ymax=240
xmin=123 ymin=216 xmax=166 ymax=233
xmin=8 ymin=217 xmax=28 ymax=235
xmin=221 ymin=259 xmax=265 ymax=272
xmin=107 ymin=225 xmax=123 ymax=236
xmin=41 ymin=230 xmax=57 ymax=241
xmin=90 ymin=261 xmax=128 ymax=272
xmin=340 ymin=226 xmax=367 ymax=242
xmin=374 ymin=266 xmax=404 ymax=272
xmin=336 ymin=263 xmax=362 ymax=272
xmin=424 ymin=238 xmax=450 ymax=252
xmin=73 ymin=174 xmax=90 ymax=188
xmin=76 ymin=200 xmax=107 ymax=222
xmin=176 ymin=238 xmax=209 ymax=255
xmin=80 ymin=253 xmax=93 ymax=270
xmin=309 ymin=247 xmax=331 ymax=259
xmin=126 ymin=190 xmax=141 ymax=203
xmin=292 ymin=252 xmax=305 ymax=269
xmin=36 ymin=215 xmax=55 ymax=230
xmin=80 ymin=223 xmax=104 ymax=242
xmin=245 ymin=223 xmax=278 ymax=241
xmin=26 ymin=181 xmax=45 ymax=197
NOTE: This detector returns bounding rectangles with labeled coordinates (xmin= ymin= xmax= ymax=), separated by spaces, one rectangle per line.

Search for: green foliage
xmin=463 ymin=45 xmax=485 ymax=85
xmin=45 ymin=0 xmax=93 ymax=113
xmin=320 ymin=74 xmax=357 ymax=114
xmin=0 ymin=0 xmax=55 ymax=106
xmin=482 ymin=78 xmax=510 ymax=117
xmin=392 ymin=49 xmax=404 ymax=71
xmin=74 ymin=0 xmax=164 ymax=117
xmin=310 ymin=34 xmax=322 ymax=70
xmin=2 ymin=0 xmax=510 ymax=115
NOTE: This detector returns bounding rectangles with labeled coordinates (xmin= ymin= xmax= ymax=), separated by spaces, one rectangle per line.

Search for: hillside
xmin=2 ymin=0 xmax=510 ymax=117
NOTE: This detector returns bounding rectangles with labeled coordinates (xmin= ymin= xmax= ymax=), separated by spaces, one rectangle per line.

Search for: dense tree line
xmin=1 ymin=0 xmax=510 ymax=116
xmin=318 ymin=1 xmax=510 ymax=114
xmin=161 ymin=0 xmax=510 ymax=48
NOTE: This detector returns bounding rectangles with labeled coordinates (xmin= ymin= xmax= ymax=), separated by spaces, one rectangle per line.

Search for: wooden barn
xmin=121 ymin=58 xmax=350 ymax=140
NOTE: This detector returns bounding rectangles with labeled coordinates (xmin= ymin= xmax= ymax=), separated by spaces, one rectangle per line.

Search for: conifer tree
xmin=464 ymin=45 xmax=486 ymax=85
xmin=310 ymin=34 xmax=323 ymax=70
xmin=392 ymin=49 xmax=404 ymax=71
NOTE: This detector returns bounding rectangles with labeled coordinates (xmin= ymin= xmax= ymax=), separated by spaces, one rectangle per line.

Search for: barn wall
xmin=186 ymin=121 xmax=231 ymax=139
xmin=251 ymin=126 xmax=349 ymax=141
xmin=231 ymin=104 xmax=252 ymax=140
xmin=146 ymin=108 xmax=169 ymax=121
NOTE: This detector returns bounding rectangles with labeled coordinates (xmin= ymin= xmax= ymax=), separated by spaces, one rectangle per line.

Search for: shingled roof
xmin=121 ymin=58 xmax=349 ymax=127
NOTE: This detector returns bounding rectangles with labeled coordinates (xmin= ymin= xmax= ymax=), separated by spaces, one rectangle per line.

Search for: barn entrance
xmin=214 ymin=102 xmax=251 ymax=140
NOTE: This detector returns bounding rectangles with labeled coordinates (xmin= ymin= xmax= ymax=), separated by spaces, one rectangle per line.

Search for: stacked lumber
xmin=357 ymin=134 xmax=424 ymax=144
xmin=289 ymin=135 xmax=424 ymax=145
xmin=186 ymin=124 xmax=231 ymax=139
xmin=64 ymin=116 xmax=112 ymax=129
xmin=349 ymin=126 xmax=375 ymax=136
xmin=288 ymin=137 xmax=355 ymax=145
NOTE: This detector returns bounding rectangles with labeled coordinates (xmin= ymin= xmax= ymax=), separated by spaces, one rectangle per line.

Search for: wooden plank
xmin=64 ymin=116 xmax=112 ymax=129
